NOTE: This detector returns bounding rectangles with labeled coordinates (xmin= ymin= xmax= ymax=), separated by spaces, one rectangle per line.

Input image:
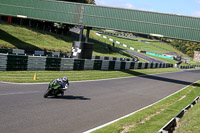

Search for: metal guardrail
xmin=0 ymin=53 xmax=173 ymax=71
xmin=0 ymin=48 xmax=71 ymax=58
xmin=179 ymin=65 xmax=200 ymax=69
xmin=158 ymin=95 xmax=200 ymax=133
xmin=92 ymin=55 xmax=137 ymax=62
xmin=0 ymin=48 xmax=138 ymax=61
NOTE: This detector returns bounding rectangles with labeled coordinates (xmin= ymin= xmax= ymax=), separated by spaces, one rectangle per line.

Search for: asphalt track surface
xmin=123 ymin=49 xmax=166 ymax=63
xmin=70 ymin=28 xmax=164 ymax=63
xmin=0 ymin=70 xmax=200 ymax=133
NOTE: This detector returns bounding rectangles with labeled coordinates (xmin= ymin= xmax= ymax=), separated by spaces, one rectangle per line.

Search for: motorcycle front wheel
xmin=43 ymin=89 xmax=50 ymax=98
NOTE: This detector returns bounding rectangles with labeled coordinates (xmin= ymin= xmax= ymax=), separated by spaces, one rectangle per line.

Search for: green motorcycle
xmin=43 ymin=79 xmax=68 ymax=98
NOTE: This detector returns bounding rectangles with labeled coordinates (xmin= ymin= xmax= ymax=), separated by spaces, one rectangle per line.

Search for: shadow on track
xmin=49 ymin=95 xmax=91 ymax=100
xmin=121 ymin=70 xmax=200 ymax=86
xmin=0 ymin=29 xmax=41 ymax=50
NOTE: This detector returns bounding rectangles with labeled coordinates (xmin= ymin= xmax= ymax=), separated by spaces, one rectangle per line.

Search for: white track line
xmin=83 ymin=80 xmax=200 ymax=133
xmin=0 ymin=81 xmax=48 ymax=85
xmin=0 ymin=91 xmax=41 ymax=96
xmin=0 ymin=71 xmax=184 ymax=85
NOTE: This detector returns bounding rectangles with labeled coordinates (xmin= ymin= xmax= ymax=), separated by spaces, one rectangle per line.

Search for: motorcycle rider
xmin=44 ymin=77 xmax=69 ymax=98
xmin=54 ymin=77 xmax=69 ymax=96
xmin=57 ymin=77 xmax=69 ymax=90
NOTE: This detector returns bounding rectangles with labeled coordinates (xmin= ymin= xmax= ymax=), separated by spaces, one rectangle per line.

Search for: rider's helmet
xmin=63 ymin=77 xmax=67 ymax=82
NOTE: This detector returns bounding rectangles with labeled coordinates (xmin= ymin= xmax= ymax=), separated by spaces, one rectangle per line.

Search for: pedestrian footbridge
xmin=0 ymin=0 xmax=200 ymax=42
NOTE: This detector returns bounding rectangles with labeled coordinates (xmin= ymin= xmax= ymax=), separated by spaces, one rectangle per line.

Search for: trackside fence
xmin=0 ymin=54 xmax=173 ymax=71
xmin=158 ymin=95 xmax=200 ymax=133
xmin=179 ymin=65 xmax=200 ymax=69
xmin=92 ymin=55 xmax=137 ymax=62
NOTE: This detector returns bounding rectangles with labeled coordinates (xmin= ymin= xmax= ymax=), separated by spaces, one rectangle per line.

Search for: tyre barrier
xmin=0 ymin=48 xmax=138 ymax=61
xmin=92 ymin=55 xmax=137 ymax=62
xmin=158 ymin=96 xmax=200 ymax=133
xmin=0 ymin=48 xmax=71 ymax=58
xmin=100 ymin=31 xmax=135 ymax=38
xmin=179 ymin=65 xmax=200 ymax=69
xmin=0 ymin=53 xmax=173 ymax=71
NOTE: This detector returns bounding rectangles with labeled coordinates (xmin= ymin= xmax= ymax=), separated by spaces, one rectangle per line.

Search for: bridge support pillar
xmin=71 ymin=41 xmax=93 ymax=59
xmin=73 ymin=26 xmax=93 ymax=59
xmin=79 ymin=25 xmax=84 ymax=42
xmin=85 ymin=28 xmax=91 ymax=43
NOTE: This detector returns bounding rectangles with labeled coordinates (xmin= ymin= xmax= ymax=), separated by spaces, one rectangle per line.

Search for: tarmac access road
xmin=70 ymin=27 xmax=164 ymax=63
xmin=123 ymin=49 xmax=166 ymax=63
xmin=0 ymin=70 xmax=200 ymax=133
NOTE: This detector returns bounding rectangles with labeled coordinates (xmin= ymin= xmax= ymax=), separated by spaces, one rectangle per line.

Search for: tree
xmin=57 ymin=0 xmax=95 ymax=4
xmin=57 ymin=0 xmax=86 ymax=3
xmin=86 ymin=0 xmax=95 ymax=4
xmin=162 ymin=38 xmax=200 ymax=57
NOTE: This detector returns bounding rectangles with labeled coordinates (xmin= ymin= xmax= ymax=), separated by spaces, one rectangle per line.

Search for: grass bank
xmin=0 ymin=21 xmax=132 ymax=58
xmin=0 ymin=68 xmax=181 ymax=83
xmin=92 ymin=80 xmax=200 ymax=133
xmin=176 ymin=98 xmax=200 ymax=133
xmin=103 ymin=34 xmax=186 ymax=56
xmin=92 ymin=32 xmax=185 ymax=64
xmin=0 ymin=21 xmax=73 ymax=53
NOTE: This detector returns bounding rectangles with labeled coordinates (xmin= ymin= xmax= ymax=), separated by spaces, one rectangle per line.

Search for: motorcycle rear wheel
xmin=61 ymin=91 xmax=64 ymax=96
xmin=44 ymin=89 xmax=50 ymax=98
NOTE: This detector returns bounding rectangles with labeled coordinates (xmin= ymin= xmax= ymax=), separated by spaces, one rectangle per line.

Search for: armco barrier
xmin=141 ymin=63 xmax=145 ymax=69
xmin=73 ymin=59 xmax=85 ymax=70
xmin=130 ymin=62 xmax=135 ymax=69
xmin=120 ymin=62 xmax=126 ymax=70
xmin=28 ymin=56 xmax=46 ymax=71
xmin=134 ymin=62 xmax=139 ymax=69
xmin=125 ymin=62 xmax=131 ymax=69
xmin=0 ymin=54 xmax=173 ymax=71
xmin=7 ymin=54 xmax=28 ymax=71
xmin=158 ymin=96 xmax=200 ymax=133
xmin=93 ymin=60 xmax=102 ymax=70
xmin=0 ymin=54 xmax=7 ymax=71
xmin=45 ymin=57 xmax=61 ymax=71
xmin=115 ymin=61 xmax=121 ymax=70
xmin=92 ymin=55 xmax=135 ymax=62
xmin=109 ymin=61 xmax=116 ymax=70
xmin=179 ymin=65 xmax=200 ymax=69
xmin=0 ymin=48 xmax=71 ymax=58
xmin=101 ymin=60 xmax=109 ymax=70
xmin=60 ymin=58 xmax=74 ymax=71
xmin=84 ymin=60 xmax=94 ymax=70
xmin=12 ymin=49 xmax=25 ymax=55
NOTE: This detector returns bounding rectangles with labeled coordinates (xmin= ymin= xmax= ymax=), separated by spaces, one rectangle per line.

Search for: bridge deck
xmin=0 ymin=0 xmax=200 ymax=42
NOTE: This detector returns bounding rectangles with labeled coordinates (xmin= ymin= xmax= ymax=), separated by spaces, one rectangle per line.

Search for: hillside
xmin=0 ymin=21 xmax=133 ymax=58
xmin=92 ymin=32 xmax=192 ymax=64
xmin=1 ymin=20 xmax=197 ymax=65
xmin=0 ymin=21 xmax=73 ymax=53
xmin=99 ymin=33 xmax=187 ymax=56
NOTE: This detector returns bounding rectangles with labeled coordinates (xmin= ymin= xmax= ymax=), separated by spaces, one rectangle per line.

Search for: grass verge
xmin=0 ymin=68 xmax=181 ymax=83
xmin=103 ymin=34 xmax=186 ymax=56
xmin=0 ymin=21 xmax=74 ymax=53
xmin=176 ymin=99 xmax=200 ymax=133
xmin=0 ymin=21 xmax=132 ymax=58
xmin=92 ymin=80 xmax=200 ymax=133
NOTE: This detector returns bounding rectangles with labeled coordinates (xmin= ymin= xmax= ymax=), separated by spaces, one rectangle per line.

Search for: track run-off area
xmin=0 ymin=70 xmax=200 ymax=133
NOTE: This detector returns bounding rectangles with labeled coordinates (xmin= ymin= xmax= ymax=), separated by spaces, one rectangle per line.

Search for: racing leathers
xmin=56 ymin=78 xmax=69 ymax=90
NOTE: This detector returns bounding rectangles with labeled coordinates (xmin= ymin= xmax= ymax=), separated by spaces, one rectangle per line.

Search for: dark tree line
xmin=58 ymin=0 xmax=95 ymax=4
xmin=162 ymin=38 xmax=200 ymax=57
